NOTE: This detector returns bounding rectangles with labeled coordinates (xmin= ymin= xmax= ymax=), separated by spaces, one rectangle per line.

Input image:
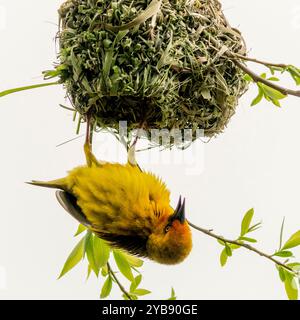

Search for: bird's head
xmin=147 ymin=196 xmax=192 ymax=265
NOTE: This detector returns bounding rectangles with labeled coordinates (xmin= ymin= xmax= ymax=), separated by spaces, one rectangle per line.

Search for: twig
xmin=218 ymin=8 xmax=300 ymax=97
xmin=188 ymin=221 xmax=298 ymax=275
xmin=107 ymin=262 xmax=132 ymax=300
xmin=56 ymin=134 xmax=85 ymax=147
xmin=203 ymin=30 xmax=300 ymax=98
xmin=233 ymin=54 xmax=289 ymax=69
xmin=232 ymin=59 xmax=300 ymax=97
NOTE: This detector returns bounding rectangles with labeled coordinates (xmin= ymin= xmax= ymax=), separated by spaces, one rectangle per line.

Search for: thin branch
xmin=107 ymin=262 xmax=132 ymax=300
xmin=188 ymin=221 xmax=298 ymax=275
xmin=233 ymin=54 xmax=289 ymax=69
xmin=232 ymin=59 xmax=300 ymax=97
xmin=56 ymin=134 xmax=84 ymax=147
xmin=115 ymin=138 xmax=299 ymax=281
xmin=203 ymin=30 xmax=300 ymax=98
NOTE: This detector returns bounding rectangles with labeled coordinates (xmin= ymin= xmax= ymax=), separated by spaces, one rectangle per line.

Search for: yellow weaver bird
xmin=28 ymin=119 xmax=192 ymax=264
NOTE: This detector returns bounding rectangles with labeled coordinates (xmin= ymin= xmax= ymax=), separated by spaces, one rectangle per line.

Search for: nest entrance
xmin=58 ymin=0 xmax=248 ymax=146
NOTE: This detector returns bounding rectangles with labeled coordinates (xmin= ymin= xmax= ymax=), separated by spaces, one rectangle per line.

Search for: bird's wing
xmin=94 ymin=231 xmax=148 ymax=258
xmin=56 ymin=190 xmax=148 ymax=257
xmin=55 ymin=190 xmax=92 ymax=228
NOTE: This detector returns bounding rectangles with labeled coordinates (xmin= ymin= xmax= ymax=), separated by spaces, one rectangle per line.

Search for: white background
xmin=0 ymin=0 xmax=300 ymax=300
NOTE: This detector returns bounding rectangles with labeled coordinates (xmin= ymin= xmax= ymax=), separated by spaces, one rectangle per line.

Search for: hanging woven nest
xmin=57 ymin=0 xmax=248 ymax=146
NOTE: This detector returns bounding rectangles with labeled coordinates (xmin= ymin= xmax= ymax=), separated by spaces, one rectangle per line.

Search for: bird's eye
xmin=164 ymin=225 xmax=171 ymax=233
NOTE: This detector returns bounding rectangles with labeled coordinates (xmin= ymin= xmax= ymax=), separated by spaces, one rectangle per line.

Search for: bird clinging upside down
xmin=28 ymin=119 xmax=192 ymax=265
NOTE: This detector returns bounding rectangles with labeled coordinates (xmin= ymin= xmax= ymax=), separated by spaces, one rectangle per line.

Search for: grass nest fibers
xmin=57 ymin=0 xmax=248 ymax=146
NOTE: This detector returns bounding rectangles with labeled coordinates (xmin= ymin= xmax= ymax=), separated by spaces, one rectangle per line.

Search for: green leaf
xmin=278 ymin=266 xmax=286 ymax=282
xmin=269 ymin=67 xmax=275 ymax=75
xmin=130 ymin=275 xmax=142 ymax=292
xmin=239 ymin=236 xmax=257 ymax=243
xmin=220 ymin=248 xmax=228 ymax=267
xmin=122 ymin=252 xmax=144 ymax=268
xmin=85 ymin=233 xmax=100 ymax=276
xmin=0 ymin=82 xmax=59 ymax=97
xmin=247 ymin=222 xmax=262 ymax=233
xmin=260 ymin=83 xmax=286 ymax=100
xmin=217 ymin=239 xmax=226 ymax=246
xmin=284 ymin=271 xmax=298 ymax=300
xmin=168 ymin=287 xmax=177 ymax=300
xmin=273 ymin=251 xmax=293 ymax=258
xmin=271 ymin=99 xmax=281 ymax=107
xmin=93 ymin=237 xmax=110 ymax=269
xmin=131 ymin=266 xmax=141 ymax=274
xmin=58 ymin=236 xmax=85 ymax=278
xmin=287 ymin=66 xmax=300 ymax=85
xmin=225 ymin=244 xmax=232 ymax=257
xmin=100 ymin=276 xmax=113 ymax=299
xmin=267 ymin=77 xmax=280 ymax=81
xmin=74 ymin=224 xmax=87 ymax=237
xmin=86 ymin=264 xmax=92 ymax=280
xmin=43 ymin=65 xmax=67 ymax=80
xmin=243 ymin=74 xmax=253 ymax=82
xmin=218 ymin=239 xmax=241 ymax=250
xmin=113 ymin=250 xmax=134 ymax=281
xmin=287 ymin=262 xmax=300 ymax=272
xmin=43 ymin=69 xmax=60 ymax=80
xmin=282 ymin=230 xmax=300 ymax=250
xmin=83 ymin=231 xmax=91 ymax=257
xmin=279 ymin=218 xmax=285 ymax=250
xmin=101 ymin=265 xmax=108 ymax=277
xmin=228 ymin=243 xmax=242 ymax=250
xmin=133 ymin=289 xmax=151 ymax=296
xmin=122 ymin=293 xmax=131 ymax=300
xmin=241 ymin=208 xmax=254 ymax=236
xmin=268 ymin=66 xmax=284 ymax=74
xmin=251 ymin=88 xmax=264 ymax=106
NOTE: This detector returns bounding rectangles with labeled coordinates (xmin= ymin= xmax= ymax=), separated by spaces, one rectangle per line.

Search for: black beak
xmin=172 ymin=196 xmax=186 ymax=224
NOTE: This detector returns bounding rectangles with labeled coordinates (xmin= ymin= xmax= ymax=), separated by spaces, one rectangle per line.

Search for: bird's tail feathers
xmin=26 ymin=178 xmax=67 ymax=190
